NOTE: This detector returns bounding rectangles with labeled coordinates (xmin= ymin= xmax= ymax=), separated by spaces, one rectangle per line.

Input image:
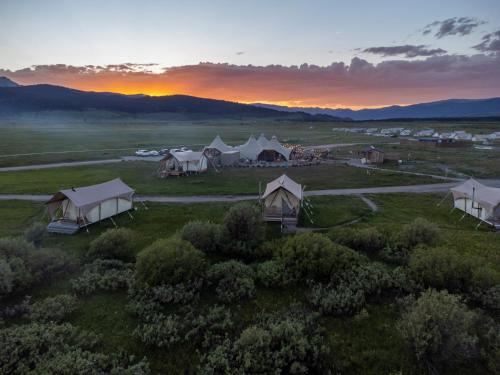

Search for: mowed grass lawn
xmin=1 ymin=192 xmax=499 ymax=374
xmin=0 ymin=162 xmax=439 ymax=195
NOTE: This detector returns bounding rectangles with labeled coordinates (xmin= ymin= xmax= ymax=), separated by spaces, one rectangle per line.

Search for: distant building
xmin=359 ymin=145 xmax=385 ymax=164
xmin=414 ymin=129 xmax=435 ymax=137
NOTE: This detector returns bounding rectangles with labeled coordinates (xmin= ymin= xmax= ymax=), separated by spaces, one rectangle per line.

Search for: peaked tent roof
xmin=451 ymin=178 xmax=500 ymax=210
xmin=257 ymin=133 xmax=271 ymax=149
xmin=237 ymin=135 xmax=263 ymax=160
xmin=262 ymin=174 xmax=303 ymax=200
xmin=269 ymin=135 xmax=292 ymax=160
xmin=207 ymin=135 xmax=233 ymax=153
xmin=46 ymin=178 xmax=134 ymax=215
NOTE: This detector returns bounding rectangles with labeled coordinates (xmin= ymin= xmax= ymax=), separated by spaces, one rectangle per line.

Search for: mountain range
xmin=1 ymin=76 xmax=499 ymax=121
xmin=254 ymin=98 xmax=500 ymax=121
xmin=0 ymin=78 xmax=341 ymax=121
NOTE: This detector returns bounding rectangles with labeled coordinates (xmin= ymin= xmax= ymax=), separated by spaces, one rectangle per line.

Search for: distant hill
xmin=254 ymin=98 xmax=500 ymax=121
xmin=0 ymin=80 xmax=345 ymax=121
xmin=0 ymin=76 xmax=20 ymax=88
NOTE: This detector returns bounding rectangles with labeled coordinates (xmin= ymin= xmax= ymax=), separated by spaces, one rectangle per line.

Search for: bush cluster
xmin=329 ymin=227 xmax=386 ymax=254
xmin=208 ymin=260 xmax=256 ymax=302
xmin=396 ymin=217 xmax=440 ymax=249
xmin=410 ymin=246 xmax=499 ymax=291
xmin=71 ymin=259 xmax=134 ymax=295
xmin=309 ymin=263 xmax=418 ymax=316
xmin=134 ymin=305 xmax=234 ymax=350
xmin=27 ymin=294 xmax=78 ymax=323
xmin=199 ymin=307 xmax=331 ymax=374
xmin=0 ymin=237 xmax=70 ymax=297
xmin=223 ymin=203 xmax=265 ymax=256
xmin=24 ymin=222 xmax=47 ymax=247
xmin=275 ymin=233 xmax=365 ymax=281
xmin=136 ymin=238 xmax=207 ymax=287
xmin=398 ymin=289 xmax=483 ymax=372
xmin=255 ymin=259 xmax=292 ymax=287
xmin=0 ymin=322 xmax=149 ymax=374
xmin=88 ymin=228 xmax=135 ymax=262
xmin=180 ymin=221 xmax=226 ymax=254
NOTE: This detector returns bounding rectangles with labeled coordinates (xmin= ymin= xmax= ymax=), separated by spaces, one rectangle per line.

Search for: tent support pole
xmin=475 ymin=221 xmax=482 ymax=230
xmin=459 ymin=213 xmax=467 ymax=221
xmin=127 ymin=210 xmax=134 ymax=220
xmin=139 ymin=200 xmax=148 ymax=210
xmin=449 ymin=206 xmax=456 ymax=213
xmin=436 ymin=191 xmax=451 ymax=207
xmin=109 ymin=216 xmax=117 ymax=228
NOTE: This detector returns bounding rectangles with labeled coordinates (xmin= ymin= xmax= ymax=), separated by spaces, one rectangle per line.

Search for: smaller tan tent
xmin=451 ymin=179 xmax=500 ymax=229
xmin=46 ymin=178 xmax=135 ymax=234
xmin=262 ymin=174 xmax=303 ymax=222
xmin=158 ymin=150 xmax=208 ymax=176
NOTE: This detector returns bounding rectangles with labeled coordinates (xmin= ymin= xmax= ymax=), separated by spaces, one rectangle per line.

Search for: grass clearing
xmin=0 ymin=162 xmax=439 ymax=195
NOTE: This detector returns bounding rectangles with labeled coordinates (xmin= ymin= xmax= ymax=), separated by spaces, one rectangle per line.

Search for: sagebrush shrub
xmin=180 ymin=221 xmax=226 ymax=254
xmin=136 ymin=238 xmax=207 ymax=286
xmin=88 ymin=228 xmax=135 ymax=262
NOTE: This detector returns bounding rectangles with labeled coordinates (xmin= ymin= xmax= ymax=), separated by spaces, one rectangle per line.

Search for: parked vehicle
xmin=148 ymin=150 xmax=159 ymax=156
xmin=159 ymin=148 xmax=170 ymax=155
xmin=135 ymin=149 xmax=149 ymax=156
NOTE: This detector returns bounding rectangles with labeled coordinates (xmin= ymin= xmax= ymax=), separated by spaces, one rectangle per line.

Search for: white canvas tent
xmin=158 ymin=150 xmax=208 ymax=176
xmin=206 ymin=135 xmax=234 ymax=153
xmin=238 ymin=134 xmax=291 ymax=161
xmin=451 ymin=179 xmax=500 ymax=229
xmin=46 ymin=178 xmax=135 ymax=233
xmin=238 ymin=135 xmax=264 ymax=161
xmin=262 ymin=174 xmax=303 ymax=222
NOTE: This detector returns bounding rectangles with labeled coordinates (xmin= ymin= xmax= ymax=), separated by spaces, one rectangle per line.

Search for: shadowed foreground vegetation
xmin=0 ymin=193 xmax=498 ymax=374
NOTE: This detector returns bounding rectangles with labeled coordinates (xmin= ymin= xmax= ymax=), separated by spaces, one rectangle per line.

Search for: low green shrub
xmin=87 ymin=228 xmax=135 ymax=262
xmin=398 ymin=289 xmax=480 ymax=372
xmin=199 ymin=307 xmax=331 ymax=374
xmin=27 ymin=294 xmax=78 ymax=323
xmin=180 ymin=221 xmax=226 ymax=254
xmin=71 ymin=260 xmax=134 ymax=295
xmin=409 ymin=246 xmax=499 ymax=294
xmin=329 ymin=227 xmax=386 ymax=254
xmin=309 ymin=282 xmax=365 ymax=316
xmin=0 ymin=237 xmax=71 ymax=296
xmin=208 ymin=261 xmax=255 ymax=302
xmin=275 ymin=233 xmax=365 ymax=281
xmin=255 ymin=260 xmax=292 ymax=287
xmin=223 ymin=203 xmax=265 ymax=256
xmin=397 ymin=217 xmax=441 ymax=249
xmin=24 ymin=222 xmax=46 ymax=247
xmin=136 ymin=238 xmax=207 ymax=287
xmin=0 ymin=322 xmax=149 ymax=374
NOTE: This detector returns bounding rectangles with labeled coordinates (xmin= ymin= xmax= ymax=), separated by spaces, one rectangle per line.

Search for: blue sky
xmin=1 ymin=0 xmax=499 ymax=70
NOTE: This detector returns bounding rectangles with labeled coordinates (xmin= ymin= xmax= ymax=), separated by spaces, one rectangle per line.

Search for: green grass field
xmin=1 ymin=190 xmax=498 ymax=374
xmin=0 ymin=162 xmax=439 ymax=195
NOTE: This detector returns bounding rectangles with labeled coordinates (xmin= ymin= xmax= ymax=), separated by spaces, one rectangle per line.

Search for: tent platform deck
xmin=47 ymin=219 xmax=80 ymax=235
xmin=263 ymin=213 xmax=298 ymax=224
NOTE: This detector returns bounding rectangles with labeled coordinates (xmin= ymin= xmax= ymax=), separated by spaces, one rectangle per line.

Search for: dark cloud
xmin=473 ymin=30 xmax=500 ymax=52
xmin=423 ymin=17 xmax=485 ymax=38
xmin=363 ymin=45 xmax=446 ymax=58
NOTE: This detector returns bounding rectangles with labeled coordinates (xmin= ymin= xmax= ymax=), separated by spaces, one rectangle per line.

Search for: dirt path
xmin=0 ymin=159 xmax=123 ymax=172
xmin=0 ymin=181 xmax=465 ymax=203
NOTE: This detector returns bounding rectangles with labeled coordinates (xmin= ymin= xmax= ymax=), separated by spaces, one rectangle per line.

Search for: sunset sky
xmin=1 ymin=0 xmax=500 ymax=108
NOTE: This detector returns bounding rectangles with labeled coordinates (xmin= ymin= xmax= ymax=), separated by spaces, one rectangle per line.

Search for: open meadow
xmin=0 ymin=118 xmax=499 ymax=375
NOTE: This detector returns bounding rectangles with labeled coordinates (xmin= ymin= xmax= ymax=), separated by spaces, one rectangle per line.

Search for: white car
xmin=135 ymin=149 xmax=149 ymax=156
xmin=180 ymin=147 xmax=190 ymax=152
xmin=148 ymin=150 xmax=159 ymax=156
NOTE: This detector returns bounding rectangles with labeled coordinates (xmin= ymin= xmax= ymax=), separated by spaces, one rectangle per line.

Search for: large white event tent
xmin=46 ymin=178 xmax=135 ymax=234
xmin=238 ymin=134 xmax=291 ymax=161
xmin=451 ymin=178 xmax=500 ymax=229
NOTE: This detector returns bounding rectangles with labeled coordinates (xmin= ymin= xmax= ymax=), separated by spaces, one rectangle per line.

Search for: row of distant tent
xmin=206 ymin=134 xmax=292 ymax=161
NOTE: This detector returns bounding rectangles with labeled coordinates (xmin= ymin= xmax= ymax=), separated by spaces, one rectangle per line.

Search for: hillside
xmin=0 ymin=76 xmax=19 ymax=88
xmin=255 ymin=97 xmax=500 ymax=120
xmin=0 ymin=80 xmax=344 ymax=121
